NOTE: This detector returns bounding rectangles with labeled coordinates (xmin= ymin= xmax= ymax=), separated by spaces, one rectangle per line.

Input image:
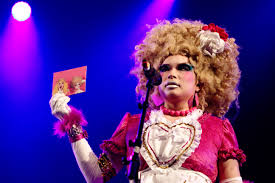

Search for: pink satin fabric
xmin=100 ymin=112 xmax=246 ymax=183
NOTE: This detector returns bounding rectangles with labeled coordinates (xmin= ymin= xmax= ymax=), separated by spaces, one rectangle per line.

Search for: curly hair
xmin=131 ymin=19 xmax=241 ymax=117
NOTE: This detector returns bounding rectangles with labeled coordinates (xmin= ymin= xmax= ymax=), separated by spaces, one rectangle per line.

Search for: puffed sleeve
xmin=218 ymin=119 xmax=246 ymax=166
xmin=100 ymin=112 xmax=130 ymax=159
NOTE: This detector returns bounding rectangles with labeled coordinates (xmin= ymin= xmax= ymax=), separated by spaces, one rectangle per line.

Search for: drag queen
xmin=50 ymin=19 xmax=246 ymax=183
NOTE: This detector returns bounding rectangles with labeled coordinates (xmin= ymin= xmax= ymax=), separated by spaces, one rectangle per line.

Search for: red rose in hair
xmin=219 ymin=32 xmax=229 ymax=41
xmin=202 ymin=23 xmax=228 ymax=41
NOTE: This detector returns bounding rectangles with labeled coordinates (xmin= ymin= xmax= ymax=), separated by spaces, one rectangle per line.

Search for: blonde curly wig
xmin=131 ymin=19 xmax=241 ymax=117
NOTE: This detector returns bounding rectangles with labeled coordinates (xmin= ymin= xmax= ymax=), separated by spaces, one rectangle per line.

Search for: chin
xmin=165 ymin=92 xmax=192 ymax=102
xmin=165 ymin=92 xmax=182 ymax=101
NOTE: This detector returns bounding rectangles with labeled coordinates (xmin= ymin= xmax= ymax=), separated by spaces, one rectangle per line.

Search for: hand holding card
xmin=49 ymin=92 xmax=71 ymax=120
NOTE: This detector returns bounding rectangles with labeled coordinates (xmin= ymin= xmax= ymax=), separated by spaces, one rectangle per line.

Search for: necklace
xmin=160 ymin=105 xmax=197 ymax=116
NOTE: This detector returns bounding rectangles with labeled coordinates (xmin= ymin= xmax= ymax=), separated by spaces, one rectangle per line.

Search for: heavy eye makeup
xmin=177 ymin=63 xmax=194 ymax=71
xmin=159 ymin=64 xmax=171 ymax=72
xmin=159 ymin=63 xmax=194 ymax=72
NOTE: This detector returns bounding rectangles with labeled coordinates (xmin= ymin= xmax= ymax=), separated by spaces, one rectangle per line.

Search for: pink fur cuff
xmin=53 ymin=106 xmax=88 ymax=138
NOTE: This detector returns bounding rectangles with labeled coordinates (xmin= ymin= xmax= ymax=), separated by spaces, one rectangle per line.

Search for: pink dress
xmin=100 ymin=109 xmax=246 ymax=183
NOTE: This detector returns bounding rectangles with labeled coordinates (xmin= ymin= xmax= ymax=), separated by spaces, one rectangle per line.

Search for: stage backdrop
xmin=0 ymin=0 xmax=274 ymax=182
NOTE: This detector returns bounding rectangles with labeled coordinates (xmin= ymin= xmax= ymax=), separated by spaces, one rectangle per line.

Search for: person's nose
xmin=167 ymin=68 xmax=177 ymax=79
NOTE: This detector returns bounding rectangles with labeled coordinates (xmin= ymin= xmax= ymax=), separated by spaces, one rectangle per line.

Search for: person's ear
xmin=195 ymin=83 xmax=200 ymax=93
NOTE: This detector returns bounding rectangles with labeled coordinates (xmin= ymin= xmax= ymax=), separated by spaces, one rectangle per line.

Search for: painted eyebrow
xmin=177 ymin=63 xmax=194 ymax=67
xmin=158 ymin=63 xmax=194 ymax=72
xmin=177 ymin=63 xmax=194 ymax=70
xmin=158 ymin=64 xmax=171 ymax=71
xmin=159 ymin=63 xmax=193 ymax=67
xmin=159 ymin=64 xmax=170 ymax=67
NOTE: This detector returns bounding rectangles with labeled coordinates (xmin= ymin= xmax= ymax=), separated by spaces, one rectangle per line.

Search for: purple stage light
xmin=0 ymin=16 xmax=40 ymax=100
xmin=12 ymin=1 xmax=31 ymax=21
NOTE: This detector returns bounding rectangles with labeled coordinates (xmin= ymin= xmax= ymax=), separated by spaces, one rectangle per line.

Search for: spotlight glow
xmin=12 ymin=2 xmax=31 ymax=21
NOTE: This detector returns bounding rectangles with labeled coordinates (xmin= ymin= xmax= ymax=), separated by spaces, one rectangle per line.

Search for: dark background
xmin=0 ymin=0 xmax=274 ymax=182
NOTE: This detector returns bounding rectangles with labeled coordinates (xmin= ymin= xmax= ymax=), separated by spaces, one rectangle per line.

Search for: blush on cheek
xmin=183 ymin=72 xmax=196 ymax=82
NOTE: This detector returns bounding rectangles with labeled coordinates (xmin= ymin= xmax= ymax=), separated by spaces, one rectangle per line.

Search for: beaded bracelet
xmin=98 ymin=153 xmax=116 ymax=182
xmin=67 ymin=125 xmax=88 ymax=143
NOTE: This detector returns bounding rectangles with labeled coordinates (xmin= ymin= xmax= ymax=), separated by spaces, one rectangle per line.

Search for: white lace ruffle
xmin=140 ymin=109 xmax=203 ymax=174
xmin=139 ymin=167 xmax=211 ymax=183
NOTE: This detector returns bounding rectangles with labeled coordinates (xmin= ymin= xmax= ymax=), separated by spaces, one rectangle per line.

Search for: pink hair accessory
xmin=161 ymin=105 xmax=197 ymax=117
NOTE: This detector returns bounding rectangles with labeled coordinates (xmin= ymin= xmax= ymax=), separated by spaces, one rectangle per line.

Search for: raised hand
xmin=49 ymin=92 xmax=71 ymax=120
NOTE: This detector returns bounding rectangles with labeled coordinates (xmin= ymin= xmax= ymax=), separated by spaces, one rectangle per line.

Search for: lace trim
xmin=139 ymin=167 xmax=212 ymax=183
xmin=140 ymin=109 xmax=203 ymax=173
xmin=218 ymin=148 xmax=246 ymax=166
xmin=220 ymin=177 xmax=242 ymax=183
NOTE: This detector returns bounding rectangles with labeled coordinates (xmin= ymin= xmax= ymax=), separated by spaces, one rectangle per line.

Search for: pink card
xmin=52 ymin=66 xmax=87 ymax=96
